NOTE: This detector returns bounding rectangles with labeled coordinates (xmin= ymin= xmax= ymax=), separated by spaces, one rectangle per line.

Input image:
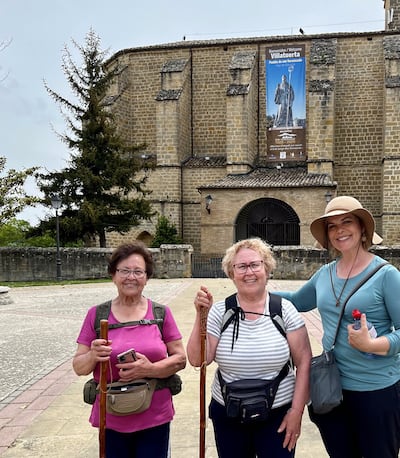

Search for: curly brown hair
xmin=108 ymin=241 xmax=154 ymax=278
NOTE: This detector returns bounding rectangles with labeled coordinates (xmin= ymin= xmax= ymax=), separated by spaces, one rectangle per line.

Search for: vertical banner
xmin=266 ymin=45 xmax=306 ymax=162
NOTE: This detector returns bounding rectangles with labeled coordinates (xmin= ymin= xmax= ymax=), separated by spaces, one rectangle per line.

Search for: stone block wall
xmin=333 ymin=36 xmax=385 ymax=226
xmin=226 ymin=50 xmax=258 ymax=173
xmin=182 ymin=164 xmax=227 ymax=252
xmin=111 ymin=48 xmax=190 ymax=152
xmin=0 ymin=245 xmax=193 ymax=282
xmin=382 ymin=34 xmax=400 ymax=243
xmin=191 ymin=46 xmax=232 ymax=156
xmin=307 ymin=39 xmax=336 ymax=175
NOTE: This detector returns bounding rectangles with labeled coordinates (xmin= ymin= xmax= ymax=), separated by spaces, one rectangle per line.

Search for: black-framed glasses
xmin=232 ymin=260 xmax=264 ymax=274
xmin=116 ymin=268 xmax=147 ymax=279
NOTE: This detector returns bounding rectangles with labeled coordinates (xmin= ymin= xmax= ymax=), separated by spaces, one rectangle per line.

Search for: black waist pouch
xmin=224 ymin=378 xmax=273 ymax=422
xmin=218 ymin=363 xmax=289 ymax=424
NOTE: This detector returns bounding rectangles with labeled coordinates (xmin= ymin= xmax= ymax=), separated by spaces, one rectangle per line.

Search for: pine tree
xmin=37 ymin=29 xmax=154 ymax=247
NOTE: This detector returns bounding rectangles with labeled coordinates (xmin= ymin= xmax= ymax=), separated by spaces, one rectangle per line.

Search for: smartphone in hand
xmin=117 ymin=348 xmax=137 ymax=363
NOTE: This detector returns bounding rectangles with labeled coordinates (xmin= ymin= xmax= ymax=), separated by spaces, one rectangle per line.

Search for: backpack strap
xmin=269 ymin=293 xmax=286 ymax=339
xmin=152 ymin=302 xmax=166 ymax=336
xmin=94 ymin=300 xmax=112 ymax=338
xmin=268 ymin=293 xmax=293 ymax=368
xmin=94 ymin=300 xmax=165 ymax=338
xmin=221 ymin=293 xmax=286 ymax=351
xmin=221 ymin=294 xmax=239 ymax=334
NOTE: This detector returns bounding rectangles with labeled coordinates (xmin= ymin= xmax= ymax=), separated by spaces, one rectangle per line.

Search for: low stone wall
xmin=0 ymin=245 xmax=193 ymax=282
xmin=272 ymin=246 xmax=330 ymax=280
xmin=271 ymin=245 xmax=400 ymax=279
xmin=0 ymin=245 xmax=398 ymax=282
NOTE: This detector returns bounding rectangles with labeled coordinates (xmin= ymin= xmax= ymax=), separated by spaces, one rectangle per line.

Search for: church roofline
xmin=106 ymin=29 xmax=397 ymax=64
xmin=199 ymin=167 xmax=336 ymax=189
xmin=182 ymin=156 xmax=226 ymax=167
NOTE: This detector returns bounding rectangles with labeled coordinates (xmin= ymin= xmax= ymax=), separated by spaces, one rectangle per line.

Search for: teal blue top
xmin=275 ymin=255 xmax=400 ymax=391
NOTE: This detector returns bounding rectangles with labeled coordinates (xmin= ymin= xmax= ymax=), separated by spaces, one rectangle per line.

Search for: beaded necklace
xmin=329 ymin=245 xmax=360 ymax=307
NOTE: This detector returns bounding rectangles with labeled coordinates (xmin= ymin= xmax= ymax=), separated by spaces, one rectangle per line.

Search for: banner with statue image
xmin=266 ymin=45 xmax=306 ymax=162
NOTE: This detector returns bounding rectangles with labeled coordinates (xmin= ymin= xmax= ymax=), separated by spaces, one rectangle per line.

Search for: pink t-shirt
xmin=76 ymin=298 xmax=182 ymax=433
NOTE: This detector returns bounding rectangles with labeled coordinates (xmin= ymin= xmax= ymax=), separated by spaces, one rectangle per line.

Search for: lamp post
xmin=50 ymin=194 xmax=62 ymax=281
xmin=324 ymin=190 xmax=333 ymax=204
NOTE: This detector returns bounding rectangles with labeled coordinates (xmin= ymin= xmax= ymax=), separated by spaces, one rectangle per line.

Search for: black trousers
xmin=105 ymin=422 xmax=170 ymax=458
xmin=308 ymin=380 xmax=400 ymax=458
xmin=209 ymin=398 xmax=295 ymax=458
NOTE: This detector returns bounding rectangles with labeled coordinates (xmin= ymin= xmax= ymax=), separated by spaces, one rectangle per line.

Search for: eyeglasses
xmin=232 ymin=260 xmax=264 ymax=274
xmin=116 ymin=268 xmax=147 ymax=279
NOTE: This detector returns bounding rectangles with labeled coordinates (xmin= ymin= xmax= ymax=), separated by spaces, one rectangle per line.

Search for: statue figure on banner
xmin=274 ymin=71 xmax=295 ymax=128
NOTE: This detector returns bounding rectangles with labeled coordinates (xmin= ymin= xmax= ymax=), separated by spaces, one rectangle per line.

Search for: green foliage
xmin=150 ymin=216 xmax=183 ymax=248
xmin=37 ymin=29 xmax=154 ymax=247
xmin=0 ymin=219 xmax=54 ymax=247
xmin=0 ymin=218 xmax=86 ymax=247
xmin=27 ymin=216 xmax=86 ymax=247
xmin=0 ymin=157 xmax=39 ymax=225
xmin=0 ymin=219 xmax=30 ymax=246
xmin=25 ymin=233 xmax=56 ymax=247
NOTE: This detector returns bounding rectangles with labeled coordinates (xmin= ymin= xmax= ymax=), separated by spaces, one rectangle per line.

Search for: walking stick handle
xmin=99 ymin=319 xmax=108 ymax=458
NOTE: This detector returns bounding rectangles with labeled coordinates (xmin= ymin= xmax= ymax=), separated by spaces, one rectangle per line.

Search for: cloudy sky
xmin=0 ymin=0 xmax=385 ymax=223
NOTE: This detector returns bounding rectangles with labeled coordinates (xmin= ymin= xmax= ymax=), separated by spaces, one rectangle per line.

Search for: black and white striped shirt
xmin=208 ymin=294 xmax=305 ymax=408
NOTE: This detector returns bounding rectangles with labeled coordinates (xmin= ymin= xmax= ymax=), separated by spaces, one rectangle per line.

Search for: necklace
xmin=329 ymin=251 xmax=359 ymax=307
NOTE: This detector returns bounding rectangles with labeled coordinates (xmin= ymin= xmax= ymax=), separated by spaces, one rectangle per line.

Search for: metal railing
xmin=247 ymin=222 xmax=300 ymax=245
xmin=191 ymin=254 xmax=226 ymax=278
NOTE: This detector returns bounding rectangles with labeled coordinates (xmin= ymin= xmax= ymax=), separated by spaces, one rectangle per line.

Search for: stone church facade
xmin=105 ymin=0 xmax=400 ymax=255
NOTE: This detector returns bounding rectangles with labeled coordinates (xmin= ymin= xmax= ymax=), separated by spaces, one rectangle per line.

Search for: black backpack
xmin=94 ymin=299 xmax=166 ymax=338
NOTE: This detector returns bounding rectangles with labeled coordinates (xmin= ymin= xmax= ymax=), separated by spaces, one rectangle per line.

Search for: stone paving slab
xmin=0 ymin=278 xmax=328 ymax=457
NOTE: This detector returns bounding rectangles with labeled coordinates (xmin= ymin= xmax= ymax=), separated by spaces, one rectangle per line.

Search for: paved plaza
xmin=0 ymin=278 xmax=327 ymax=457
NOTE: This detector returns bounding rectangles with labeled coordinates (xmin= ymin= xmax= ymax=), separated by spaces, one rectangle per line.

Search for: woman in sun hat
xmin=274 ymin=196 xmax=400 ymax=458
xmin=310 ymin=196 xmax=383 ymax=252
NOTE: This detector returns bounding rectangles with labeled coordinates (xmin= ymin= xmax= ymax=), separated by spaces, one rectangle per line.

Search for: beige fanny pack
xmin=83 ymin=374 xmax=182 ymax=416
xmin=105 ymin=379 xmax=157 ymax=416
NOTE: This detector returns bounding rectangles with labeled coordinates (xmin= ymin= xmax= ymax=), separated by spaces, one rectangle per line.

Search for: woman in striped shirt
xmin=187 ymin=238 xmax=312 ymax=458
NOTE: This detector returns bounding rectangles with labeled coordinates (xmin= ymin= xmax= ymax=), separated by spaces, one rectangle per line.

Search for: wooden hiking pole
xmin=199 ymin=306 xmax=208 ymax=458
xmin=99 ymin=319 xmax=109 ymax=458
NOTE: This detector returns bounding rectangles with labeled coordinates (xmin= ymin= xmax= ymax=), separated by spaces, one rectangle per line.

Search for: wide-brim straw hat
xmin=310 ymin=196 xmax=383 ymax=249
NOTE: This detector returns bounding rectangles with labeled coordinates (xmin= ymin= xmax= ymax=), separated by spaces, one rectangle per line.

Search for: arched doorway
xmin=235 ymin=198 xmax=300 ymax=245
xmin=137 ymin=231 xmax=153 ymax=246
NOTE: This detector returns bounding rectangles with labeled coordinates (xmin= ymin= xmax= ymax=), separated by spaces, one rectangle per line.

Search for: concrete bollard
xmin=0 ymin=286 xmax=13 ymax=304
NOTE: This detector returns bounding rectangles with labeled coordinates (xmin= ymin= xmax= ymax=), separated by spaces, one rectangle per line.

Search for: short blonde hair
xmin=222 ymin=238 xmax=276 ymax=279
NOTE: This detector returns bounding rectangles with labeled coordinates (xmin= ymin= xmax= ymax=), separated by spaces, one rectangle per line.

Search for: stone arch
xmin=136 ymin=231 xmax=153 ymax=246
xmin=235 ymin=198 xmax=300 ymax=246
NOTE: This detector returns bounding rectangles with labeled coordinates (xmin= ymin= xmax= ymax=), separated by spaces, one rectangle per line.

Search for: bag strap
xmin=217 ymin=360 xmax=290 ymax=398
xmin=222 ymin=293 xmax=285 ymax=334
xmin=94 ymin=300 xmax=112 ymax=336
xmin=331 ymin=262 xmax=388 ymax=348
xmin=94 ymin=300 xmax=165 ymax=338
xmin=269 ymin=293 xmax=286 ymax=339
xmin=221 ymin=293 xmax=286 ymax=351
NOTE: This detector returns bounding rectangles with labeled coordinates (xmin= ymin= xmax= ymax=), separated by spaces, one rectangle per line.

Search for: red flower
xmin=352 ymin=309 xmax=362 ymax=320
